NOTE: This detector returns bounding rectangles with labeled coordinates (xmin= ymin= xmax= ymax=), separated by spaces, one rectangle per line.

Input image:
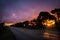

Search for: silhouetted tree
xmin=51 ymin=8 xmax=60 ymax=31
xmin=37 ymin=12 xmax=51 ymax=29
xmin=13 ymin=22 xmax=24 ymax=27
xmin=51 ymin=8 xmax=60 ymax=18
xmin=40 ymin=12 xmax=51 ymax=19
xmin=0 ymin=23 xmax=4 ymax=27
xmin=0 ymin=23 xmax=4 ymax=31
xmin=29 ymin=19 xmax=37 ymax=29
xmin=49 ymin=15 xmax=56 ymax=21
xmin=55 ymin=21 xmax=60 ymax=31
xmin=23 ymin=21 xmax=29 ymax=28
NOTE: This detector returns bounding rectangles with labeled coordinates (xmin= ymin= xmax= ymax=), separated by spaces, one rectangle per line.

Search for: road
xmin=9 ymin=27 xmax=60 ymax=40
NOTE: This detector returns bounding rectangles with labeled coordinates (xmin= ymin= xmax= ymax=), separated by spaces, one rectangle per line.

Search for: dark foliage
xmin=1 ymin=8 xmax=60 ymax=40
xmin=51 ymin=8 xmax=60 ymax=18
xmin=9 ymin=8 xmax=60 ymax=30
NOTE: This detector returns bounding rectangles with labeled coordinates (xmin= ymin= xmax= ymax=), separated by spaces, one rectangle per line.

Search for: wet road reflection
xmin=9 ymin=27 xmax=60 ymax=40
xmin=43 ymin=29 xmax=59 ymax=40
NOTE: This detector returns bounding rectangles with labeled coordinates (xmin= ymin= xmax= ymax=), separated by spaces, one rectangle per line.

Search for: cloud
xmin=0 ymin=0 xmax=60 ymax=22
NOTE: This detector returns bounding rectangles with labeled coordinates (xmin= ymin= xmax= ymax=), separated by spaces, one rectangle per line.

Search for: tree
xmin=30 ymin=19 xmax=37 ymax=28
xmin=36 ymin=12 xmax=51 ymax=29
xmin=0 ymin=23 xmax=4 ymax=27
xmin=23 ymin=21 xmax=29 ymax=28
xmin=47 ymin=15 xmax=56 ymax=21
xmin=37 ymin=12 xmax=51 ymax=21
xmin=13 ymin=22 xmax=24 ymax=27
xmin=51 ymin=8 xmax=60 ymax=20
xmin=0 ymin=23 xmax=4 ymax=31
xmin=51 ymin=8 xmax=60 ymax=15
xmin=51 ymin=9 xmax=60 ymax=30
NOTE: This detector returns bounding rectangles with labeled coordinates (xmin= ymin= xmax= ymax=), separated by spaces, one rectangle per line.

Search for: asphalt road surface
xmin=9 ymin=27 xmax=60 ymax=40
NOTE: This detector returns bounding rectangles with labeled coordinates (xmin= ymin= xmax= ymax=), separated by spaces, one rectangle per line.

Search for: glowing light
xmin=59 ymin=18 xmax=60 ymax=20
xmin=43 ymin=32 xmax=49 ymax=38
xmin=31 ymin=22 xmax=36 ymax=26
xmin=28 ymin=23 xmax=33 ymax=26
xmin=42 ymin=19 xmax=55 ymax=28
xmin=43 ymin=31 xmax=58 ymax=40
xmin=28 ymin=22 xmax=33 ymax=26
xmin=28 ymin=21 xmax=36 ymax=27
xmin=4 ymin=23 xmax=14 ymax=26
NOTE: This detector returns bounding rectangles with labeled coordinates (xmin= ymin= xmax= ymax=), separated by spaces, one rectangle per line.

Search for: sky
xmin=0 ymin=0 xmax=60 ymax=23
